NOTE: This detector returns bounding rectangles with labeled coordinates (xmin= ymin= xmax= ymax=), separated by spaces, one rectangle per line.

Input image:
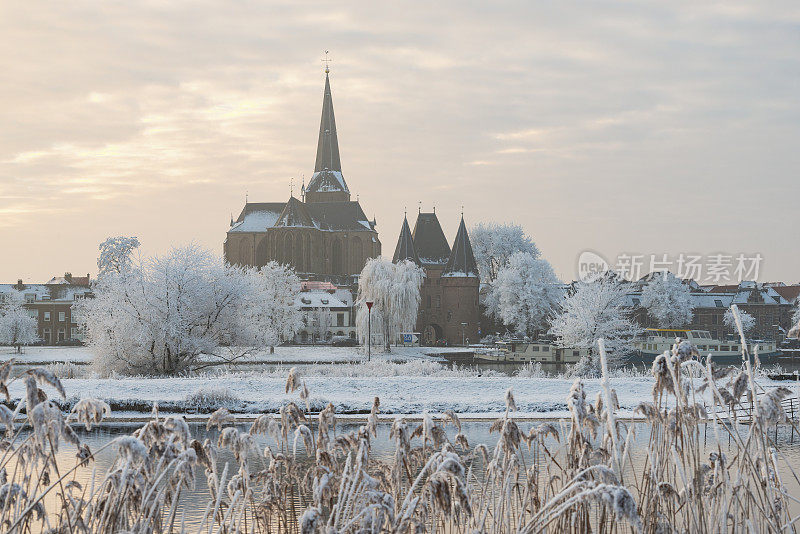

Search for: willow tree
xmin=356 ymin=258 xmax=425 ymax=351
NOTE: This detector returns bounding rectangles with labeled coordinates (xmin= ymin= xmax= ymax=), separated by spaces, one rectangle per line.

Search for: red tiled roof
xmin=301 ymin=281 xmax=337 ymax=292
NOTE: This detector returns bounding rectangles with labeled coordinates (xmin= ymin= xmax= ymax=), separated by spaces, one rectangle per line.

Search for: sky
xmin=1 ymin=1 xmax=799 ymax=284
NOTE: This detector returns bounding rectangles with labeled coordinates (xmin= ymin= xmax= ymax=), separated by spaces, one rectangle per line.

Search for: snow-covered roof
xmin=229 ymin=208 xmax=282 ymax=233
xmin=690 ymin=293 xmax=735 ymax=308
xmin=295 ymin=291 xmax=349 ymax=309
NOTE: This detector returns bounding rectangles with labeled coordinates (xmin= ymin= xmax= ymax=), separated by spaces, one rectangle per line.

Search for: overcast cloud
xmin=1 ymin=1 xmax=799 ymax=282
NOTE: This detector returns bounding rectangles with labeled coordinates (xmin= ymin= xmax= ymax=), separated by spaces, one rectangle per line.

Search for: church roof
xmin=412 ymin=212 xmax=451 ymax=266
xmin=229 ymin=202 xmax=284 ymax=233
xmin=306 ymin=73 xmax=350 ymax=196
xmin=275 ymin=196 xmax=315 ymax=228
xmin=393 ymin=215 xmax=420 ymax=265
xmin=305 ymin=201 xmax=376 ymax=232
xmin=228 ymin=200 xmax=376 ymax=234
xmin=443 ymin=216 xmax=479 ymax=277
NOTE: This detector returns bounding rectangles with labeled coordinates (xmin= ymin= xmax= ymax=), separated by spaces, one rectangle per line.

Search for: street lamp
xmin=461 ymin=322 xmax=468 ymax=346
xmin=366 ymin=301 xmax=374 ymax=361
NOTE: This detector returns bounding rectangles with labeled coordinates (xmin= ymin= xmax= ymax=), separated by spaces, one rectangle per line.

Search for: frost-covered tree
xmin=313 ymin=307 xmax=332 ymax=344
xmin=724 ymin=307 xmax=756 ymax=336
xmin=549 ymin=277 xmax=642 ymax=375
xmin=97 ymin=236 xmax=141 ymax=276
xmin=78 ymin=239 xmax=302 ymax=375
xmin=639 ymin=272 xmax=694 ymax=328
xmin=0 ymin=291 xmax=38 ymax=352
xmin=486 ymin=252 xmax=562 ymax=337
xmin=470 ymin=223 xmax=540 ymax=283
xmin=356 ymin=258 xmax=425 ymax=351
xmin=789 ymin=305 xmax=800 ymax=339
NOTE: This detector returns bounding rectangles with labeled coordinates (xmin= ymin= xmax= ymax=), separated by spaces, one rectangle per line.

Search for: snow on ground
xmin=0 ymin=345 xmax=464 ymax=365
xmin=0 ymin=346 xmax=94 ymax=363
xmin=8 ymin=370 xmax=799 ymax=419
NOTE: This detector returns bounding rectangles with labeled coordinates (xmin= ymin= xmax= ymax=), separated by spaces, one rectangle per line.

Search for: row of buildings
xmin=626 ymin=278 xmax=800 ymax=341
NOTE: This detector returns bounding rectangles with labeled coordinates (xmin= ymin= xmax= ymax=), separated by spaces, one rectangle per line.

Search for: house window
xmin=58 ymin=312 xmax=66 ymax=322
xmin=25 ymin=294 xmax=35 ymax=303
xmin=71 ymin=327 xmax=78 ymax=338
xmin=44 ymin=311 xmax=51 ymax=321
xmin=337 ymin=313 xmax=344 ymax=327
xmin=43 ymin=329 xmax=51 ymax=344
xmin=27 ymin=309 xmax=36 ymax=319
xmin=435 ymin=296 xmax=441 ymax=308
xmin=58 ymin=329 xmax=65 ymax=342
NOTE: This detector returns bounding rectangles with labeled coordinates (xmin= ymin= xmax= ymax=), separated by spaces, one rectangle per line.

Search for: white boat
xmin=632 ymin=329 xmax=779 ymax=365
xmin=474 ymin=341 xmax=589 ymax=364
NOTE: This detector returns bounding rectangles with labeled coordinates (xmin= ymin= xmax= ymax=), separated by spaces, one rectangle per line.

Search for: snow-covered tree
xmin=470 ymin=222 xmax=540 ymax=283
xmin=789 ymin=305 xmax=800 ymax=339
xmin=312 ymin=307 xmax=333 ymax=344
xmin=78 ymin=239 xmax=302 ymax=375
xmin=639 ymin=271 xmax=694 ymax=328
xmin=724 ymin=307 xmax=756 ymax=336
xmin=485 ymin=252 xmax=562 ymax=337
xmin=0 ymin=291 xmax=38 ymax=352
xmin=356 ymin=258 xmax=425 ymax=351
xmin=97 ymin=236 xmax=141 ymax=276
xmin=549 ymin=277 xmax=642 ymax=375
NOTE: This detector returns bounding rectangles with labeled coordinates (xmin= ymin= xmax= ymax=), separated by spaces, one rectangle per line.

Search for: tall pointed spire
xmin=393 ymin=215 xmax=420 ymax=265
xmin=444 ymin=216 xmax=478 ymax=277
xmin=314 ymin=73 xmax=342 ymax=173
xmin=306 ymin=71 xmax=350 ymax=202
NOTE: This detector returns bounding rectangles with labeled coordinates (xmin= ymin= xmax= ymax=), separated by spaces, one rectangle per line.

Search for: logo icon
xmin=577 ymin=251 xmax=610 ymax=283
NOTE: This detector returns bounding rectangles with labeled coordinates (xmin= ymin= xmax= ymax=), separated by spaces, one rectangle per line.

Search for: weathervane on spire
xmin=321 ymin=50 xmax=332 ymax=74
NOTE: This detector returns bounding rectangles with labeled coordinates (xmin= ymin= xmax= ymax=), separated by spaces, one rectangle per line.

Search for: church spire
xmin=314 ymin=72 xmax=342 ymax=173
xmin=306 ymin=69 xmax=350 ymax=203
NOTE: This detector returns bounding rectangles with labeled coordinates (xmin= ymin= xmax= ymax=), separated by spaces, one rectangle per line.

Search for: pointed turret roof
xmin=275 ymin=196 xmax=315 ymax=228
xmin=306 ymin=73 xmax=350 ymax=200
xmin=443 ymin=216 xmax=478 ymax=277
xmin=412 ymin=212 xmax=451 ymax=266
xmin=393 ymin=215 xmax=420 ymax=265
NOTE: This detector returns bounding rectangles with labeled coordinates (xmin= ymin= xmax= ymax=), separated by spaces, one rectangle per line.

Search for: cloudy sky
xmin=1 ymin=1 xmax=798 ymax=283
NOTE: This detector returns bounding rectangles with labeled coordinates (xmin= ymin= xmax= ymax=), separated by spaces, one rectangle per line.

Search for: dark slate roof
xmin=412 ymin=212 xmax=450 ymax=265
xmin=305 ymin=201 xmax=376 ymax=232
xmin=275 ymin=196 xmax=315 ymax=228
xmin=444 ymin=217 xmax=479 ymax=277
xmin=229 ymin=199 xmax=376 ymax=234
xmin=307 ymin=73 xmax=349 ymax=196
xmin=393 ymin=216 xmax=420 ymax=265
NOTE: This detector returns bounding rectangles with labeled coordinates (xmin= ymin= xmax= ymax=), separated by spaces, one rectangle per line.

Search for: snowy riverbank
xmin=7 ymin=371 xmax=798 ymax=419
xmin=0 ymin=345 xmax=461 ymax=365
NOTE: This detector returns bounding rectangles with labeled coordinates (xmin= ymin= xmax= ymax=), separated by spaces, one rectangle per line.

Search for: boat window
xmin=720 ymin=346 xmax=729 ymax=351
xmin=542 ymin=346 xmax=549 ymax=351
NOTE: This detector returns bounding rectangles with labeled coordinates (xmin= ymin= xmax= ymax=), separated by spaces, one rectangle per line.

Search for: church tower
xmin=305 ymin=71 xmax=351 ymax=203
xmin=224 ymin=65 xmax=380 ymax=285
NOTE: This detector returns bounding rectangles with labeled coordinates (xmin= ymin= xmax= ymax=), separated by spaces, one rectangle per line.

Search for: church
xmin=224 ymin=69 xmax=381 ymax=286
